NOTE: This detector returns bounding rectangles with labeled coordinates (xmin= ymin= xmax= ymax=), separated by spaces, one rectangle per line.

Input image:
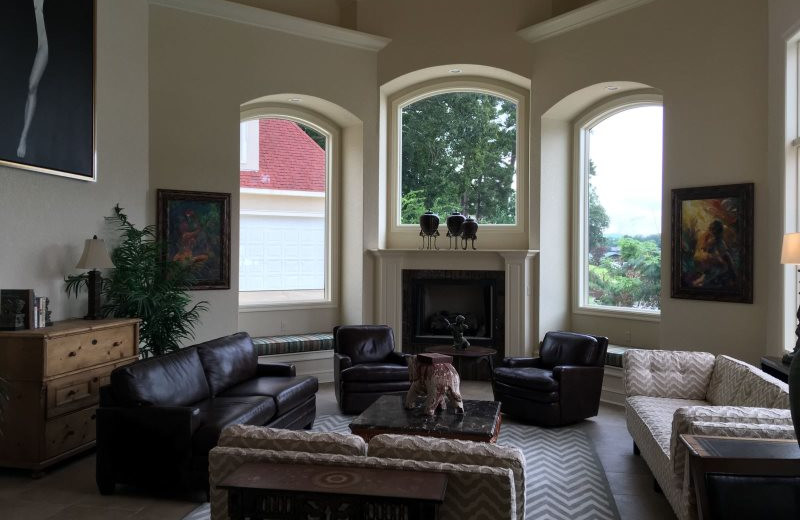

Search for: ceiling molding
xmin=517 ymin=0 xmax=655 ymax=44
xmin=149 ymin=0 xmax=390 ymax=52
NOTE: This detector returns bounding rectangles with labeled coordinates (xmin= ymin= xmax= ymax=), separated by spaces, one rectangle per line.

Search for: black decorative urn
xmin=446 ymin=212 xmax=466 ymax=237
xmin=419 ymin=211 xmax=440 ymax=236
xmin=461 ymin=217 xmax=478 ymax=240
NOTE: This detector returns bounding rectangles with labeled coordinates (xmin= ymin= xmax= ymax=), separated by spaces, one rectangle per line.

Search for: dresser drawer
xmin=45 ymin=326 xmax=136 ymax=377
xmin=45 ymin=359 xmax=133 ymax=419
xmin=44 ymin=406 xmax=97 ymax=460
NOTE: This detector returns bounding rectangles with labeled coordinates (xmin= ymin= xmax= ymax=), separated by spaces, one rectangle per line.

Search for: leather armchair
xmin=333 ymin=325 xmax=411 ymax=414
xmin=493 ymin=331 xmax=608 ymax=426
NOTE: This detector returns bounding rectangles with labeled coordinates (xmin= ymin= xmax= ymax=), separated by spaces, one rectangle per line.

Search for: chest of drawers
xmin=0 ymin=318 xmax=139 ymax=473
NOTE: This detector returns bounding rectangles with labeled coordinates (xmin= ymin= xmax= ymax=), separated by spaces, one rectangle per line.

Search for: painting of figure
xmin=157 ymin=190 xmax=231 ymax=290
xmin=671 ymin=183 xmax=753 ymax=303
xmin=0 ymin=1 xmax=95 ymax=180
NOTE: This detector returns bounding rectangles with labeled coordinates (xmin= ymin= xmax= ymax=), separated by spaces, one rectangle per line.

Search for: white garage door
xmin=239 ymin=214 xmax=325 ymax=291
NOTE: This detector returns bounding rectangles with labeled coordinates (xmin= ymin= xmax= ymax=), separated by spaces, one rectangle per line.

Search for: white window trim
xmin=386 ymin=77 xmax=529 ymax=249
xmin=784 ymin=37 xmax=800 ymax=352
xmin=572 ymin=92 xmax=663 ymax=322
xmin=238 ymin=104 xmax=340 ymax=311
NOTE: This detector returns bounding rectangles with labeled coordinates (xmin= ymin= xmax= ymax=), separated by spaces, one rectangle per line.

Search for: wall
xmin=530 ymin=0 xmax=769 ymax=361
xmin=149 ymin=5 xmax=378 ymax=342
xmin=0 ymin=0 xmax=148 ymax=323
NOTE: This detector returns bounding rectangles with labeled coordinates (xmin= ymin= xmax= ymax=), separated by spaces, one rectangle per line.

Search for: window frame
xmin=784 ymin=38 xmax=800 ymax=352
xmin=572 ymin=93 xmax=664 ymax=322
xmin=238 ymin=104 xmax=340 ymax=312
xmin=386 ymin=77 xmax=529 ymax=247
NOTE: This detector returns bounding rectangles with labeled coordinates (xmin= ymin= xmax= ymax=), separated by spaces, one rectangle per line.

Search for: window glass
xmin=400 ymin=92 xmax=517 ymax=224
xmin=585 ymin=105 xmax=663 ymax=312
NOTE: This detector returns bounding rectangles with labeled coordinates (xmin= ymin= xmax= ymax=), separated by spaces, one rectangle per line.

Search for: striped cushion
xmin=252 ymin=333 xmax=333 ymax=356
xmin=605 ymin=345 xmax=630 ymax=367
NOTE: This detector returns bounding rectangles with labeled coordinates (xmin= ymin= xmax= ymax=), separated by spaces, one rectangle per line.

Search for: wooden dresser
xmin=0 ymin=318 xmax=139 ymax=474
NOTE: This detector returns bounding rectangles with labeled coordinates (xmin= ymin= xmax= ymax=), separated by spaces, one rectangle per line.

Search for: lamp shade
xmin=76 ymin=236 xmax=114 ymax=269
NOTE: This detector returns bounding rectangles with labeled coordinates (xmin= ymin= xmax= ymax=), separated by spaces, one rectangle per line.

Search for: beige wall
xmin=228 ymin=0 xmax=343 ymax=26
xmin=0 ymin=0 xmax=148 ymax=323
xmin=530 ymin=0 xmax=769 ymax=361
xmin=149 ymin=5 xmax=378 ymax=342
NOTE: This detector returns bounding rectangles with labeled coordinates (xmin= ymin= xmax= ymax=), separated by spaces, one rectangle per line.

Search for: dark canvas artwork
xmin=0 ymin=1 xmax=94 ymax=180
xmin=157 ymin=190 xmax=231 ymax=290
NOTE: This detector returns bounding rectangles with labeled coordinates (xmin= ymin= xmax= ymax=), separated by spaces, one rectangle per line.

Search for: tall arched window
xmin=239 ymin=109 xmax=337 ymax=308
xmin=575 ymin=95 xmax=663 ymax=317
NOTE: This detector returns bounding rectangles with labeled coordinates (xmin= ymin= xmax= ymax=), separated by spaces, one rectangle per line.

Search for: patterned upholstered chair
xmin=333 ymin=325 xmax=411 ymax=414
xmin=492 ymin=331 xmax=608 ymax=426
xmin=623 ymin=350 xmax=794 ymax=520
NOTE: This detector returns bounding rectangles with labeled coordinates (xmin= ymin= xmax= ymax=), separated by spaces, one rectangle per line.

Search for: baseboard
xmin=259 ymin=350 xmax=334 ymax=383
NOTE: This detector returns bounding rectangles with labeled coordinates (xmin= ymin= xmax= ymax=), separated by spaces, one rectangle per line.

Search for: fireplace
xmin=402 ymin=269 xmax=504 ymax=378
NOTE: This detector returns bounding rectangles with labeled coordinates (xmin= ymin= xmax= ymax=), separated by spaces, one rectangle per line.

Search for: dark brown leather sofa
xmin=333 ymin=325 xmax=410 ymax=414
xmin=96 ymin=332 xmax=318 ymax=494
xmin=493 ymin=331 xmax=608 ymax=426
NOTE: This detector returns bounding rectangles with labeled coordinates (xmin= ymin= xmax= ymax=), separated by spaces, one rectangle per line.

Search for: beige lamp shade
xmin=76 ymin=236 xmax=115 ymax=269
xmin=781 ymin=233 xmax=800 ymax=265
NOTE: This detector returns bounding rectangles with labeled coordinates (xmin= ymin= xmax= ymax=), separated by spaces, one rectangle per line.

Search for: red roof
xmin=240 ymin=119 xmax=325 ymax=192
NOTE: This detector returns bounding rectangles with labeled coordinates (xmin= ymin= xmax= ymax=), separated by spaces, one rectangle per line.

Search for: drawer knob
xmin=112 ymin=341 xmax=121 ymax=347
xmin=91 ymin=339 xmax=98 ymax=345
xmin=66 ymin=390 xmax=76 ymax=397
xmin=92 ymin=377 xmax=98 ymax=383
xmin=64 ymin=430 xmax=75 ymax=439
xmin=68 ymin=351 xmax=77 ymax=357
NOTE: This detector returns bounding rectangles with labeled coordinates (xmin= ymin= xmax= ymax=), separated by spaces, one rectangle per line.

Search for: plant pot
xmin=789 ymin=353 xmax=800 ymax=448
xmin=446 ymin=212 xmax=466 ymax=237
xmin=419 ymin=211 xmax=439 ymax=237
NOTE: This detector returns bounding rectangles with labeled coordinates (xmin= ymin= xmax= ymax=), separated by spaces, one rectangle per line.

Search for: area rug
xmin=183 ymin=414 xmax=620 ymax=520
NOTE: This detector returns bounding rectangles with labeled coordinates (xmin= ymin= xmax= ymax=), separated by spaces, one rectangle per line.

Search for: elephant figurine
xmin=404 ymin=354 xmax=464 ymax=416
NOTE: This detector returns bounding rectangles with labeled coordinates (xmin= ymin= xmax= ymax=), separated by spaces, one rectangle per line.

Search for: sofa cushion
xmin=707 ymin=355 xmax=790 ymax=408
xmin=368 ymin=434 xmax=526 ymax=520
xmin=219 ymin=376 xmax=319 ymax=415
xmin=192 ymin=396 xmax=276 ymax=455
xmin=340 ymin=363 xmax=409 ymax=382
xmin=335 ymin=325 xmax=396 ymax=365
xmin=219 ymin=424 xmax=367 ymax=455
xmin=624 ymin=349 xmax=715 ymax=400
xmin=196 ymin=332 xmax=258 ymax=396
xmin=494 ymin=366 xmax=559 ymax=392
xmin=110 ymin=347 xmax=210 ymax=407
xmin=626 ymin=395 xmax=708 ymax=457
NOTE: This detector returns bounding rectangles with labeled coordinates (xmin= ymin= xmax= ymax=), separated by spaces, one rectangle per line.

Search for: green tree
xmin=588 ymin=159 xmax=610 ymax=264
xmin=400 ymin=92 xmax=517 ymax=224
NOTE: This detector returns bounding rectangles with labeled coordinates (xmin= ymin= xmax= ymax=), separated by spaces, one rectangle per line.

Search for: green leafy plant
xmin=65 ymin=205 xmax=208 ymax=358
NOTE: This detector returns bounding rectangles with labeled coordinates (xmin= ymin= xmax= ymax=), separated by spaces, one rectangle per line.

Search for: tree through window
xmin=399 ymin=91 xmax=517 ymax=224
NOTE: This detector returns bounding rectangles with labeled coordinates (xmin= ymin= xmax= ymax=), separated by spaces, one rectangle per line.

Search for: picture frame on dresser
xmin=0 ymin=1 xmax=97 ymax=181
xmin=0 ymin=289 xmax=35 ymax=331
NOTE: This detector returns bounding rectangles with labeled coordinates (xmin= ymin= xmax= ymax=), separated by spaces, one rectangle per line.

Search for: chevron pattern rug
xmin=184 ymin=414 xmax=619 ymax=520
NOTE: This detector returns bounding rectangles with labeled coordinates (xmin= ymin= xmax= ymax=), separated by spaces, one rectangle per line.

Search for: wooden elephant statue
xmin=404 ymin=354 xmax=464 ymax=416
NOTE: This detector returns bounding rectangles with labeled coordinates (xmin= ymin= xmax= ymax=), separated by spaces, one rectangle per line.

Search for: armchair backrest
xmin=539 ymin=331 xmax=608 ymax=370
xmin=334 ymin=325 xmax=396 ymax=365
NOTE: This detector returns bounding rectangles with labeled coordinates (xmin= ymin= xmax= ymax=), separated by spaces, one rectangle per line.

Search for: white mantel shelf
xmin=367 ymin=248 xmax=538 ymax=357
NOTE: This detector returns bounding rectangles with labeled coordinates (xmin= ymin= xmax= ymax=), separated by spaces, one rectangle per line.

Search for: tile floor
xmin=0 ymin=381 xmax=675 ymax=519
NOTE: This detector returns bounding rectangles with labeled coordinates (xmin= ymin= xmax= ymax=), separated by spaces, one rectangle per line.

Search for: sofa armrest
xmin=334 ymin=352 xmax=352 ymax=372
xmin=385 ymin=351 xmax=409 ymax=365
xmin=502 ymin=357 xmax=542 ymax=368
xmin=257 ymin=361 xmax=296 ymax=377
xmin=623 ymin=349 xmax=715 ymax=399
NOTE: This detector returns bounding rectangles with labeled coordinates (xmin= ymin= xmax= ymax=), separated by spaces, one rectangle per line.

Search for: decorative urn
xmin=419 ymin=210 xmax=440 ymax=236
xmin=461 ymin=217 xmax=478 ymax=240
xmin=446 ymin=212 xmax=466 ymax=237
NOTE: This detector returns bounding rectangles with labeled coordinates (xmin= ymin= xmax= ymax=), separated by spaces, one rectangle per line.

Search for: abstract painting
xmin=0 ymin=1 xmax=95 ymax=180
xmin=671 ymin=183 xmax=753 ymax=303
xmin=157 ymin=189 xmax=231 ymax=290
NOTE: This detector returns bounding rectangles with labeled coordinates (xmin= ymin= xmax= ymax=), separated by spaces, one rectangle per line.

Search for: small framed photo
xmin=157 ymin=189 xmax=231 ymax=290
xmin=671 ymin=183 xmax=754 ymax=303
xmin=0 ymin=1 xmax=96 ymax=181
xmin=0 ymin=289 xmax=35 ymax=331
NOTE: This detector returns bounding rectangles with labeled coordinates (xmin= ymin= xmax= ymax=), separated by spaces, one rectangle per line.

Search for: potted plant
xmin=66 ymin=205 xmax=208 ymax=357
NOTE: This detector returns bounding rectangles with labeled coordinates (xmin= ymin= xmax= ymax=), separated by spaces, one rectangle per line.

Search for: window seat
xmin=253 ymin=333 xmax=334 ymax=383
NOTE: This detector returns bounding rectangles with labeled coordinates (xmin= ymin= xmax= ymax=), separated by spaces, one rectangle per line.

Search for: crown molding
xmin=517 ymin=0 xmax=655 ymax=44
xmin=149 ymin=0 xmax=391 ymax=52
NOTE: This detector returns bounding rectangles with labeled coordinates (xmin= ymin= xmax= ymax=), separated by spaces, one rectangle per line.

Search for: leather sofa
xmin=333 ymin=325 xmax=410 ymax=414
xmin=95 ymin=332 xmax=318 ymax=494
xmin=493 ymin=331 xmax=608 ymax=426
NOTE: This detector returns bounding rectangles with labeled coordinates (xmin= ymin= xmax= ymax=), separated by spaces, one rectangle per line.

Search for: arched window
xmin=575 ymin=95 xmax=663 ymax=317
xmin=238 ymin=109 xmax=337 ymax=308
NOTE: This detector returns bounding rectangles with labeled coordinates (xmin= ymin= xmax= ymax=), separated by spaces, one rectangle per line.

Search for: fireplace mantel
xmin=368 ymin=248 xmax=539 ymax=357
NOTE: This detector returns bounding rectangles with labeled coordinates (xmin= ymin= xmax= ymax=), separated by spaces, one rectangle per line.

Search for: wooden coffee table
xmin=349 ymin=395 xmax=502 ymax=443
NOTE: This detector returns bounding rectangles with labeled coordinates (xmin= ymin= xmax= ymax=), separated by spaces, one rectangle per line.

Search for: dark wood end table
xmin=424 ymin=345 xmax=498 ymax=384
xmin=681 ymin=434 xmax=800 ymax=520
xmin=219 ymin=461 xmax=447 ymax=520
xmin=760 ymin=355 xmax=790 ymax=383
xmin=349 ymin=394 xmax=502 ymax=443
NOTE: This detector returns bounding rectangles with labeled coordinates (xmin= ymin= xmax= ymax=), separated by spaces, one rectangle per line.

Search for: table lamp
xmin=76 ymin=235 xmax=114 ymax=320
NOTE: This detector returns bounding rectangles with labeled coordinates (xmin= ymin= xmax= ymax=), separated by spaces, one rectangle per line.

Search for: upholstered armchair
xmin=493 ymin=331 xmax=608 ymax=426
xmin=333 ymin=325 xmax=411 ymax=414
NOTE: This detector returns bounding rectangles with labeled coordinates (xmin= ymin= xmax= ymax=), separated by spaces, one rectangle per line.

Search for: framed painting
xmin=0 ymin=1 xmax=96 ymax=181
xmin=157 ymin=189 xmax=231 ymax=290
xmin=671 ymin=183 xmax=754 ymax=303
